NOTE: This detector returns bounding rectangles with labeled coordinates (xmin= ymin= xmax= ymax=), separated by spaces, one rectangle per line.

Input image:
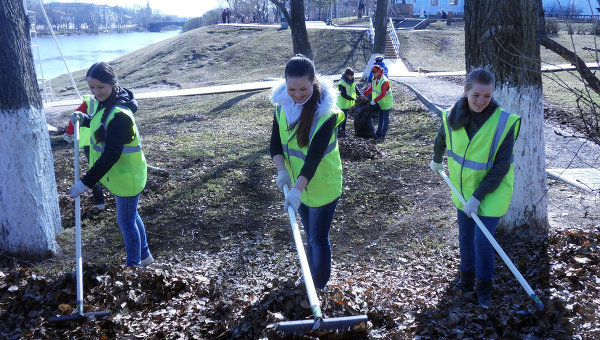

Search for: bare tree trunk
xmin=465 ymin=0 xmax=548 ymax=233
xmin=0 ymin=0 xmax=61 ymax=256
xmin=270 ymin=0 xmax=313 ymax=59
xmin=373 ymin=0 xmax=388 ymax=54
xmin=362 ymin=0 xmax=389 ymax=80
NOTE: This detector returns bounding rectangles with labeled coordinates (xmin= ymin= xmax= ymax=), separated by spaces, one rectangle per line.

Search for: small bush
xmin=546 ymin=18 xmax=559 ymax=34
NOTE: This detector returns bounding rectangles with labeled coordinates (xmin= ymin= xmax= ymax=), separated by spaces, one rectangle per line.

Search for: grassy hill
xmin=52 ymin=25 xmax=372 ymax=97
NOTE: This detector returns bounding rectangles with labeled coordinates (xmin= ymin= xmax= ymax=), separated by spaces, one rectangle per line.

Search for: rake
xmin=268 ymin=185 xmax=368 ymax=335
xmin=49 ymin=119 xmax=110 ymax=323
xmin=438 ymin=169 xmax=544 ymax=310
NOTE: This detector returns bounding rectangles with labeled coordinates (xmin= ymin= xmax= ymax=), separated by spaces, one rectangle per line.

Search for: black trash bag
xmin=354 ymin=103 xmax=376 ymax=138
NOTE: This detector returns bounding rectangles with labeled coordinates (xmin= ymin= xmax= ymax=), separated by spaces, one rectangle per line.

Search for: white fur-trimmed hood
xmin=270 ymin=76 xmax=338 ymax=120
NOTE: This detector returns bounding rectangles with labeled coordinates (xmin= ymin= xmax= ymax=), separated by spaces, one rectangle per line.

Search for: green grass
xmin=395 ymin=20 xmax=600 ymax=111
xmin=51 ymin=26 xmax=372 ymax=98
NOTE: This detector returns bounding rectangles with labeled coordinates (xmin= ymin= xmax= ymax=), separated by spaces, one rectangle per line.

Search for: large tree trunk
xmin=0 ymin=0 xmax=61 ymax=255
xmin=270 ymin=0 xmax=313 ymax=59
xmin=362 ymin=0 xmax=389 ymax=80
xmin=465 ymin=0 xmax=548 ymax=233
xmin=373 ymin=0 xmax=388 ymax=54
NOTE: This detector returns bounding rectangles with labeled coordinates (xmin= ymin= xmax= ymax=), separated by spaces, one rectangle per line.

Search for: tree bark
xmin=465 ymin=0 xmax=548 ymax=233
xmin=0 ymin=0 xmax=61 ymax=256
xmin=361 ymin=0 xmax=388 ymax=80
xmin=373 ymin=0 xmax=388 ymax=54
xmin=270 ymin=0 xmax=313 ymax=59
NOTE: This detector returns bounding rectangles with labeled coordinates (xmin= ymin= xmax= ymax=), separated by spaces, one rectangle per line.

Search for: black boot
xmin=475 ymin=279 xmax=493 ymax=308
xmin=453 ymin=271 xmax=475 ymax=292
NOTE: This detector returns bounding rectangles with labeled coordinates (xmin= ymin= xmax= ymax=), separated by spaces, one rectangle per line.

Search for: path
xmin=218 ymin=21 xmax=369 ymax=31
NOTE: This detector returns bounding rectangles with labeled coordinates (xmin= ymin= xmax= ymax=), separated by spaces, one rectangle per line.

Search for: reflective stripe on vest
xmin=276 ymin=104 xmax=343 ymax=207
xmin=89 ymin=105 xmax=147 ymax=197
xmin=372 ymin=74 xmax=393 ymax=110
xmin=443 ymin=107 xmax=521 ymax=217
xmin=336 ymin=79 xmax=356 ymax=109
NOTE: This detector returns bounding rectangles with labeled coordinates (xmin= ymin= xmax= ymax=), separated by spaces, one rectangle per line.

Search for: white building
xmin=395 ymin=0 xmax=465 ymax=17
xmin=542 ymin=0 xmax=600 ymax=16
xmin=397 ymin=0 xmax=599 ymax=17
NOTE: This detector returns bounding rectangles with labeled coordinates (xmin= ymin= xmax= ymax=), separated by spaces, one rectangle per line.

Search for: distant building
xmin=543 ymin=0 xmax=600 ymax=16
xmin=400 ymin=0 xmax=464 ymax=17
xmin=397 ymin=0 xmax=598 ymax=17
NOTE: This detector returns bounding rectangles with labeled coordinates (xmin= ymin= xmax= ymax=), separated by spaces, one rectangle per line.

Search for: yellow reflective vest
xmin=275 ymin=105 xmax=343 ymax=207
xmin=443 ymin=107 xmax=521 ymax=217
xmin=336 ymin=78 xmax=356 ymax=109
xmin=88 ymin=105 xmax=147 ymax=197
xmin=371 ymin=74 xmax=393 ymax=110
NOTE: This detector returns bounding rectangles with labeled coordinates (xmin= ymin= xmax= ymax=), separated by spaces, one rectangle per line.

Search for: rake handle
xmin=73 ymin=120 xmax=84 ymax=315
xmin=283 ymin=185 xmax=324 ymax=323
xmin=438 ymin=170 xmax=543 ymax=310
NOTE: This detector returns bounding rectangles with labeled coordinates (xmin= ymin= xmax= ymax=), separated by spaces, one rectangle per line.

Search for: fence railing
xmin=369 ymin=16 xmax=375 ymax=47
xmin=387 ymin=18 xmax=400 ymax=58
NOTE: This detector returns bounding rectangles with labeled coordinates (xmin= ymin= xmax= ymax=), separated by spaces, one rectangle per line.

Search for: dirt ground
xmin=1 ymin=82 xmax=599 ymax=339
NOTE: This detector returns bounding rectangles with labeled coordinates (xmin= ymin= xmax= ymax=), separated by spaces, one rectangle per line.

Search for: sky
xmin=47 ymin=0 xmax=228 ymax=17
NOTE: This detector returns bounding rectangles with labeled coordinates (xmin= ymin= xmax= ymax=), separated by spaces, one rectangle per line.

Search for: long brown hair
xmin=285 ymin=55 xmax=321 ymax=148
xmin=87 ymin=62 xmax=119 ymax=143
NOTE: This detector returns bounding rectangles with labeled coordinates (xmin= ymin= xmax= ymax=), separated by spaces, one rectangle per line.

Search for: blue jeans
xmin=115 ymin=193 xmax=150 ymax=266
xmin=376 ymin=109 xmax=390 ymax=138
xmin=298 ymin=198 xmax=339 ymax=289
xmin=457 ymin=209 xmax=500 ymax=281
xmin=339 ymin=109 xmax=348 ymax=133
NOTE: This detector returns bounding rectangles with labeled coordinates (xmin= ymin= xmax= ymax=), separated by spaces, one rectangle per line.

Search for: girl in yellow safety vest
xmin=270 ymin=55 xmax=344 ymax=289
xmin=69 ymin=62 xmax=153 ymax=267
xmin=429 ymin=68 xmax=521 ymax=308
xmin=363 ymin=65 xmax=393 ymax=140
xmin=336 ymin=68 xmax=360 ymax=137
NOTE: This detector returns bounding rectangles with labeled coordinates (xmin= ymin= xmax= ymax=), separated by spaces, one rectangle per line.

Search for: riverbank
xmin=35 ymin=25 xmax=179 ymax=37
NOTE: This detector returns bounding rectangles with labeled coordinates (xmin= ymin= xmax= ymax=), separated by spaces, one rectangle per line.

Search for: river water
xmin=33 ymin=30 xmax=180 ymax=80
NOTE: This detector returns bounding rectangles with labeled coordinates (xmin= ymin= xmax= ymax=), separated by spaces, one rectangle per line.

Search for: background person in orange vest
xmin=363 ymin=65 xmax=393 ymax=140
xmin=429 ymin=68 xmax=521 ymax=308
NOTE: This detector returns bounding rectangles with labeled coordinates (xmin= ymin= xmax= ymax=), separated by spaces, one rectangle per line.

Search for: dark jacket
xmin=337 ymin=75 xmax=361 ymax=102
xmin=80 ymin=87 xmax=139 ymax=188
xmin=433 ymin=98 xmax=518 ymax=201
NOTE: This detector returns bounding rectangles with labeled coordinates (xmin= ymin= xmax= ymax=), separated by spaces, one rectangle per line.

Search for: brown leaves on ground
xmin=1 ymin=229 xmax=599 ymax=339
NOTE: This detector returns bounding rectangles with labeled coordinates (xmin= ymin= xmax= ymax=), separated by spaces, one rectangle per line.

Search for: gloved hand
xmin=62 ymin=133 xmax=74 ymax=144
xmin=276 ymin=169 xmax=292 ymax=191
xmin=370 ymin=100 xmax=376 ymax=106
xmin=284 ymin=187 xmax=302 ymax=214
xmin=429 ymin=160 xmax=443 ymax=175
xmin=463 ymin=196 xmax=480 ymax=218
xmin=69 ymin=180 xmax=89 ymax=198
xmin=70 ymin=111 xmax=85 ymax=125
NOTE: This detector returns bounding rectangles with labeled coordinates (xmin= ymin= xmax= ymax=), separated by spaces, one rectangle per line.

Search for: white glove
xmin=284 ymin=187 xmax=302 ymax=214
xmin=429 ymin=160 xmax=443 ymax=175
xmin=370 ymin=100 xmax=376 ymax=106
xmin=70 ymin=111 xmax=85 ymax=125
xmin=463 ymin=196 xmax=480 ymax=218
xmin=276 ymin=170 xmax=292 ymax=191
xmin=62 ymin=133 xmax=74 ymax=144
xmin=69 ymin=180 xmax=89 ymax=198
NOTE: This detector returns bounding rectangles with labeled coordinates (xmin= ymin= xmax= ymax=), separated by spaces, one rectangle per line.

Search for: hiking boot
xmin=475 ymin=279 xmax=493 ymax=308
xmin=453 ymin=271 xmax=475 ymax=292
xmin=141 ymin=254 xmax=155 ymax=266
